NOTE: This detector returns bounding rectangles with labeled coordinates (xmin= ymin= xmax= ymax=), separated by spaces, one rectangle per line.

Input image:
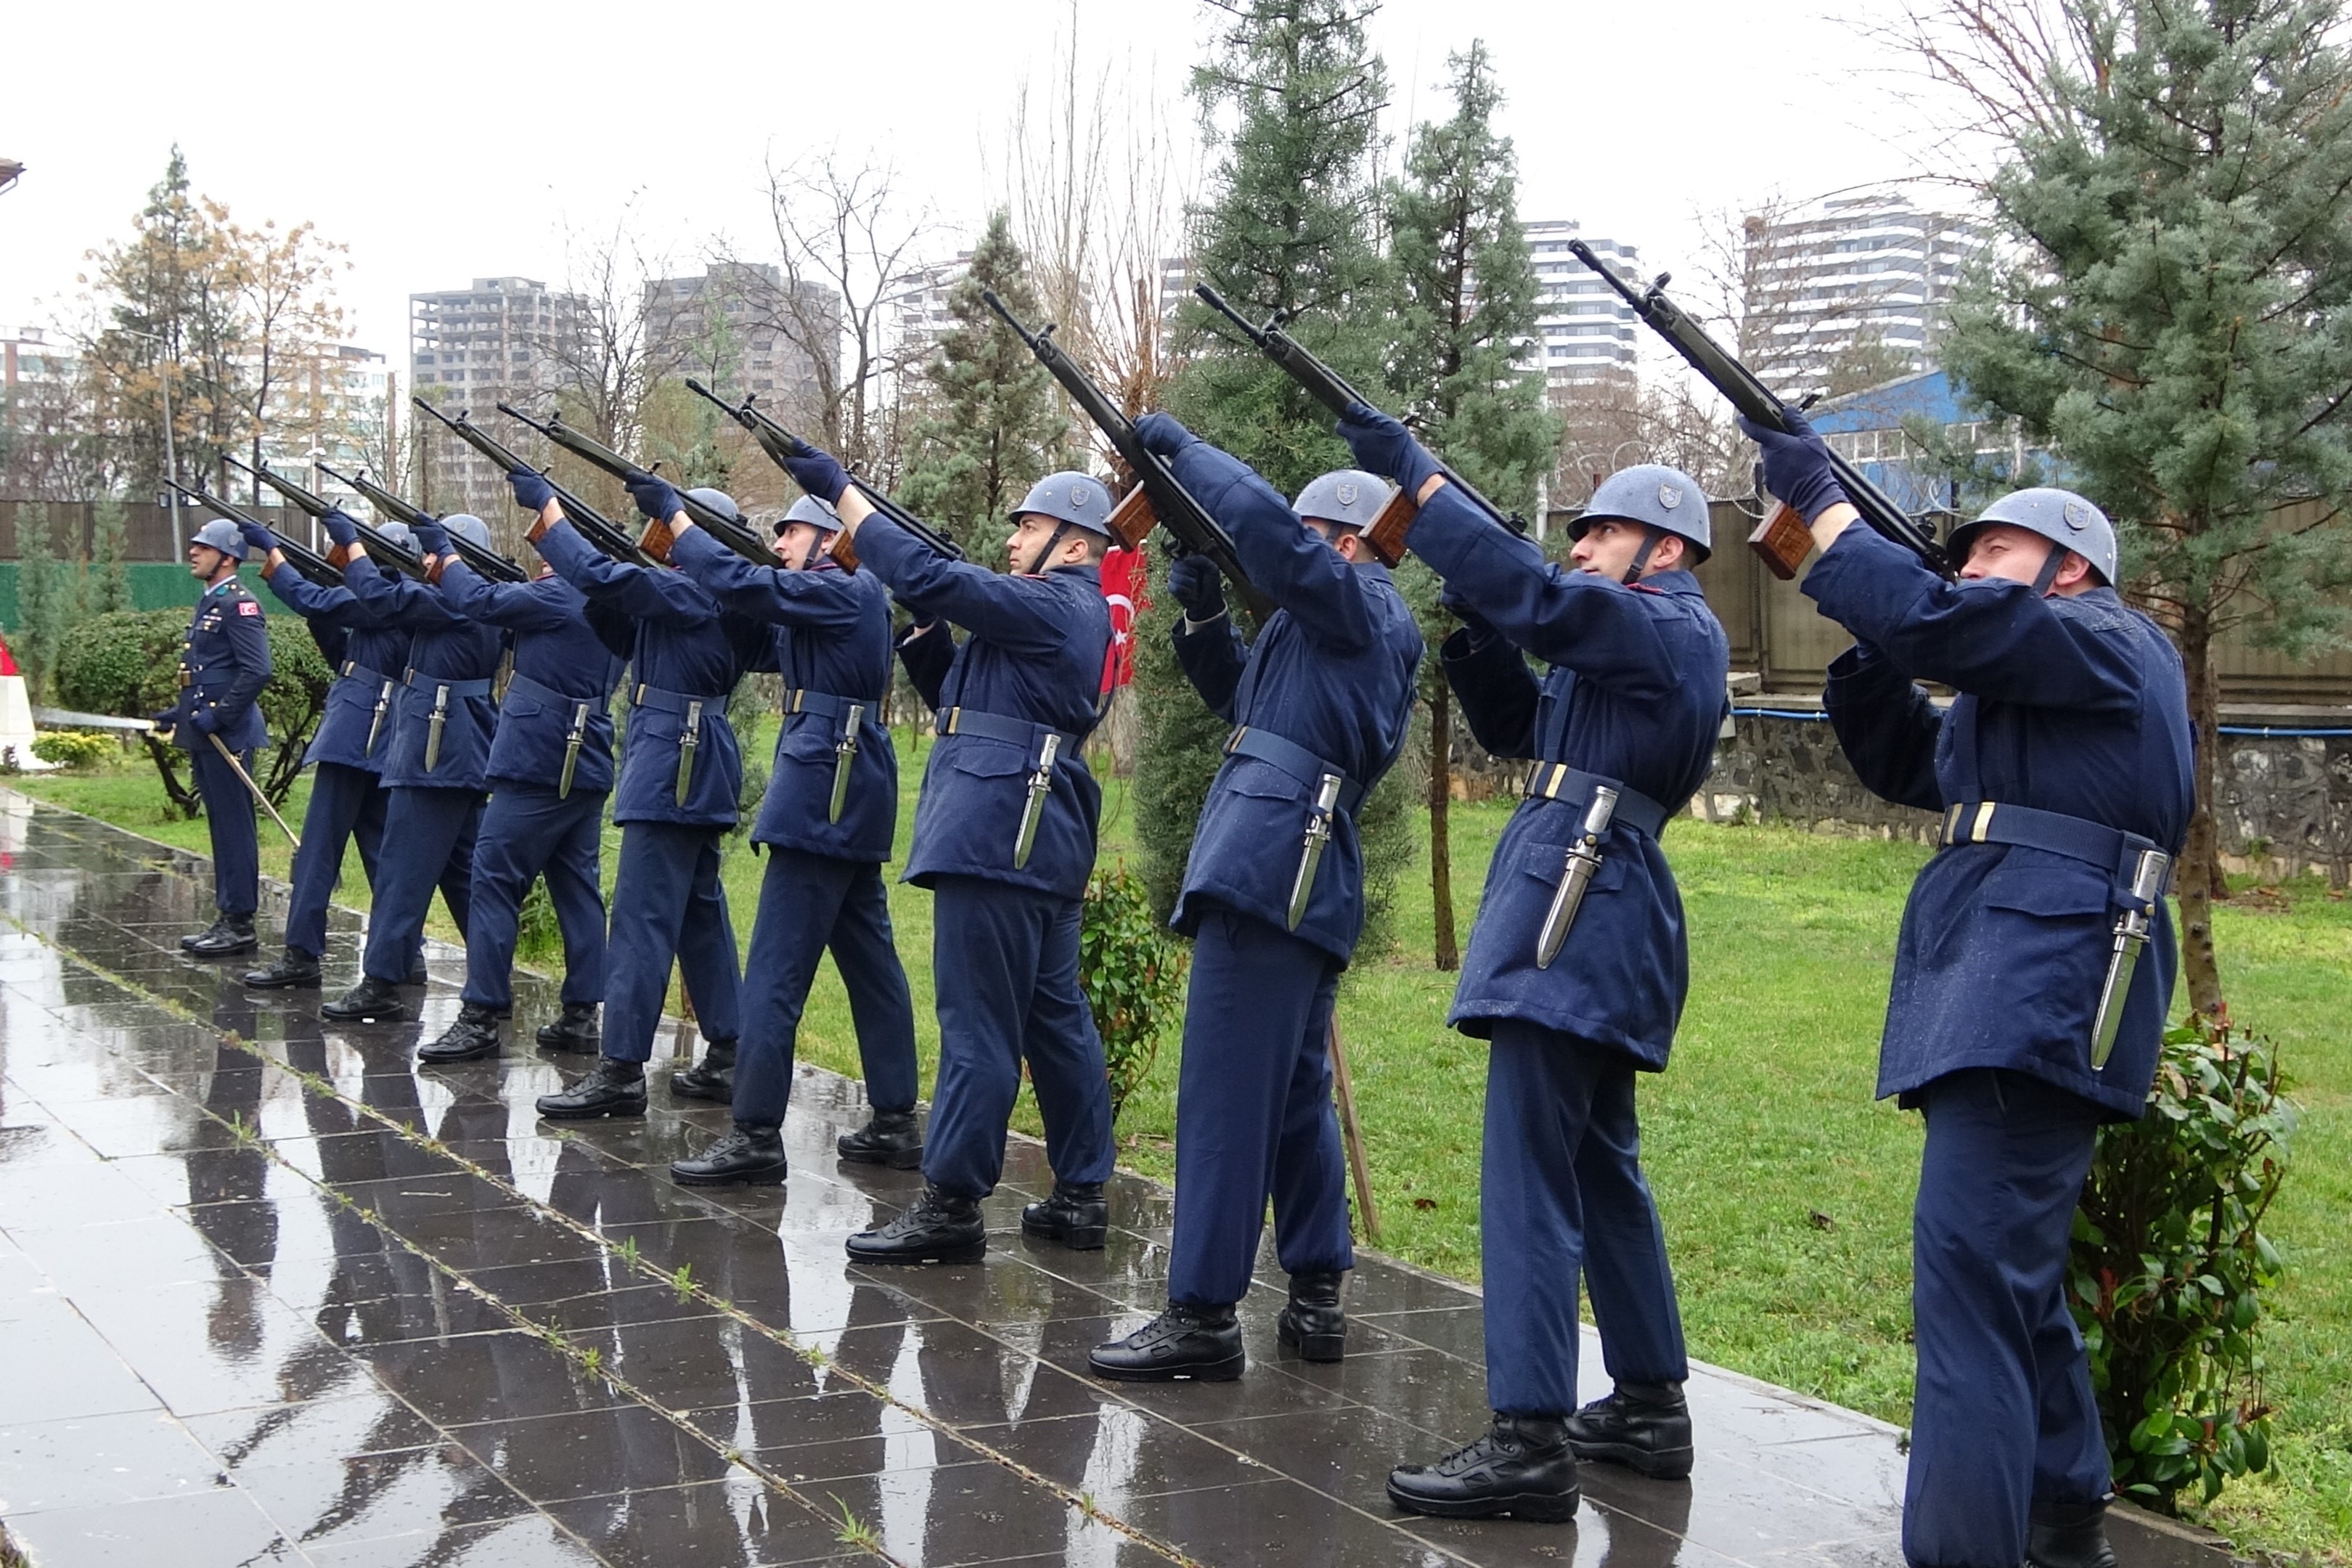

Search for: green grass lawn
xmin=12 ymin=735 xmax=2350 ymax=1557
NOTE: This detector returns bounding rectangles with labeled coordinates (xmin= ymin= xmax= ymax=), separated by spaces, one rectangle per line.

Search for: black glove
xmin=1737 ymin=408 xmax=1847 ymax=522
xmin=1168 ymin=554 xmax=1226 ymax=621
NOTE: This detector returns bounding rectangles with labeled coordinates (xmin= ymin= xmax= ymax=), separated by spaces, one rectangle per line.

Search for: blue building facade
xmin=1806 ymin=369 xmax=2057 ymax=519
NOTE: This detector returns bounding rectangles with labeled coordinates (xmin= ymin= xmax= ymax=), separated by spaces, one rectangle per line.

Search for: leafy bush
xmin=1078 ymin=861 xmax=1189 ymax=1123
xmin=2071 ymin=1016 xmax=2296 ymax=1511
xmin=513 ymin=876 xmax=560 ymax=964
xmin=30 ymin=730 xmax=113 ymax=769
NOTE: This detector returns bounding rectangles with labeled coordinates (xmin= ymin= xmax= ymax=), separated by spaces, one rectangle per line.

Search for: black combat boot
xmin=1088 ymin=1302 xmax=1244 ymax=1382
xmin=1387 ymin=1414 xmax=1582 ymax=1522
xmin=187 ymin=915 xmax=258 ymax=958
xmin=836 ymin=1108 xmax=924 ymax=1169
xmin=846 ymin=1184 xmax=987 ymax=1264
xmin=417 ymin=1003 xmax=503 ymax=1065
xmin=669 ymin=1039 xmax=738 ymax=1102
xmin=1020 ymin=1180 xmax=1108 ymax=1249
xmin=671 ymin=1122 xmax=788 ymax=1188
xmin=1278 ymin=1269 xmax=1347 ymax=1363
xmin=1563 ymin=1379 xmax=1694 ymax=1479
xmin=536 ymin=1002 xmax=600 ymax=1052
xmin=2028 ymin=1498 xmax=2118 ymax=1568
xmin=320 ymin=975 xmax=407 ymax=1024
xmin=244 ymin=946 xmax=322 ymax=989
xmin=180 ymin=918 xmax=229 ymax=952
xmin=534 ymin=1058 xmax=648 ymax=1120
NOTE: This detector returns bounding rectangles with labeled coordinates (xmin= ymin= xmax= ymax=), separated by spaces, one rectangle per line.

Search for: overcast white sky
xmin=2 ymin=0 xmax=1967 ymax=360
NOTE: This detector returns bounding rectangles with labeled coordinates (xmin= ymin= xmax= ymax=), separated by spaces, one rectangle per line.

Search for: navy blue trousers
xmin=732 ymin=848 xmax=919 ymax=1129
xmin=1482 ymin=1021 xmax=1688 ymax=1416
xmin=189 ymin=740 xmax=261 ymax=918
xmin=1906 ymin=1069 xmax=2109 ymax=1568
xmin=462 ymin=785 xmax=608 ymax=1010
xmin=1167 ymin=905 xmax=1352 ymax=1306
xmin=600 ymin=822 xmax=742 ymax=1064
xmin=359 ymin=786 xmax=480 ymax=984
xmin=285 ymin=762 xmax=393 ymax=959
xmin=921 ymin=875 xmax=1113 ymax=1200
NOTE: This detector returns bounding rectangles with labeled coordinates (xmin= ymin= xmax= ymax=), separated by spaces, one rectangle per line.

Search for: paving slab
xmin=0 ymin=788 xmax=2231 ymax=1568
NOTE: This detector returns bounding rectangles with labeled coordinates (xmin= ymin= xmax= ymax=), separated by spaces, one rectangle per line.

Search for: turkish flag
xmin=1099 ymin=545 xmax=1147 ymax=695
xmin=0 ymin=634 xmax=17 ymax=678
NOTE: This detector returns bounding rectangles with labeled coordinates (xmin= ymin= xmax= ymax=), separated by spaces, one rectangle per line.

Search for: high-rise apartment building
xmin=409 ymin=277 xmax=584 ymax=518
xmin=1741 ymin=193 xmax=1993 ymax=396
xmin=1530 ymin=221 xmax=1641 ymax=388
xmin=643 ymin=263 xmax=836 ymax=418
xmin=886 ymin=253 xmax=973 ymax=364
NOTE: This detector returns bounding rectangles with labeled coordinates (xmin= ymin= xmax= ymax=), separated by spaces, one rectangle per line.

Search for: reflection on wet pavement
xmin=0 ymin=791 xmax=2224 ymax=1568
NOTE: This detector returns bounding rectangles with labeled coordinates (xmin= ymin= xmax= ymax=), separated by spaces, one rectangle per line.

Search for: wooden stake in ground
xmin=1327 ymin=1017 xmax=1379 ymax=1243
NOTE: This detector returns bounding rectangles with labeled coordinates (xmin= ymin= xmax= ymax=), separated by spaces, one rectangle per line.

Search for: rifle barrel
xmin=225 ymin=456 xmax=428 ymax=580
xmin=411 ymin=396 xmax=657 ymax=567
xmin=172 ymin=481 xmax=342 ymax=586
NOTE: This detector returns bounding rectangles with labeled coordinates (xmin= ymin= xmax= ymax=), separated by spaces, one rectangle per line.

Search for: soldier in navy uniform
xmin=521 ymin=470 xmax=767 ymax=1121
xmin=160 ymin=518 xmax=273 ymax=957
xmin=1089 ymin=432 xmax=1421 ymax=1383
xmin=781 ymin=444 xmax=1114 ymax=1264
xmin=1747 ymin=412 xmax=2193 ymax=1568
xmin=236 ymin=518 xmax=420 ymax=990
xmin=1342 ymin=409 xmax=1729 ymax=1524
xmin=413 ymin=513 xmax=625 ymax=1063
xmin=666 ymin=494 xmax=922 ymax=1186
xmin=317 ymin=508 xmax=505 ymax=1024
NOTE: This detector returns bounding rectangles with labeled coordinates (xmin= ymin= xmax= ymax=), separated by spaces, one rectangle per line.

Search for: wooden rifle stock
xmin=1748 ymin=502 xmax=1816 ymax=581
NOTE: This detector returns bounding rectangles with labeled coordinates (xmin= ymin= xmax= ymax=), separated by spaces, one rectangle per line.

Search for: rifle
xmin=1193 ymin=283 xmax=1535 ymax=572
xmin=685 ymin=377 xmax=968 ymax=571
xmin=409 ymin=397 xmax=657 ymax=568
xmin=1566 ymin=239 xmax=1949 ymax=581
xmin=169 ymin=479 xmax=344 ymax=587
xmin=496 ymin=401 xmax=785 ymax=571
xmin=981 ymin=290 xmax=1275 ymax=624
xmin=315 ymin=460 xmax=528 ymax=584
xmin=225 ymin=455 xmax=429 ymax=581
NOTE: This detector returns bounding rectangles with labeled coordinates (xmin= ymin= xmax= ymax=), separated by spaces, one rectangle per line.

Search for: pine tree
xmin=898 ymin=211 xmax=1074 ymax=568
xmin=1934 ymin=0 xmax=2352 ymax=1017
xmin=14 ymin=504 xmax=83 ymax=703
xmin=1137 ymin=0 xmax=1395 ymax=927
xmin=1384 ymin=41 xmax=1560 ymax=969
xmin=89 ymin=496 xmax=131 ymax=616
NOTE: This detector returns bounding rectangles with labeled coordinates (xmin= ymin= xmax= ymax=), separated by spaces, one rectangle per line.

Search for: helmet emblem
xmin=1335 ymin=482 xmax=1359 ymax=507
xmin=1069 ymin=483 xmax=1093 ymax=510
xmin=2062 ymin=500 xmax=2090 ymax=531
xmin=1658 ymin=483 xmax=1682 ymax=510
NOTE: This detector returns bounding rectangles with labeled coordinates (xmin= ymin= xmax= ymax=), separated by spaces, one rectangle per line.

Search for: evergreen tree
xmin=1137 ymin=0 xmax=1395 ymax=928
xmin=14 ymin=505 xmax=83 ymax=703
xmin=1935 ymin=0 xmax=2352 ymax=1016
xmin=1384 ymin=41 xmax=1560 ymax=968
xmin=898 ymin=211 xmax=1074 ymax=568
xmin=89 ymin=496 xmax=131 ymax=616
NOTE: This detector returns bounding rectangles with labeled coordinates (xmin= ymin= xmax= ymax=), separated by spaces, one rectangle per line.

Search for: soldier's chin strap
xmin=2031 ymin=542 xmax=2070 ymax=597
xmin=1025 ymin=520 xmax=1075 ymax=576
xmin=1622 ymin=528 xmax=1661 ymax=586
xmin=803 ymin=528 xmax=830 ymax=571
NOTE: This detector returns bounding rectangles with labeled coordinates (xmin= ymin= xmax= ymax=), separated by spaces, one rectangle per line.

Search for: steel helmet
xmin=188 ymin=517 xmax=245 ymax=560
xmin=1575 ymin=465 xmax=1712 ymax=562
xmin=439 ymin=514 xmax=490 ymax=552
xmin=1012 ymin=472 xmax=1115 ymax=537
xmin=782 ymin=494 xmax=843 ymax=535
xmin=373 ymin=519 xmax=415 ymax=552
xmin=1294 ymin=469 xmax=1393 ymax=531
xmin=1949 ymin=486 xmax=2117 ymax=585
xmin=686 ymin=487 xmax=744 ymax=526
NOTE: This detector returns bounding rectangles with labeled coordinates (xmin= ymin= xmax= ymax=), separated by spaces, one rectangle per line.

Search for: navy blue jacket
xmin=167 ymin=576 xmax=271 ymax=754
xmin=854 ymin=512 xmax=1112 ymax=901
xmin=1410 ymin=483 xmax=1728 ymax=1066
xmin=536 ymin=518 xmax=763 ymax=828
xmin=671 ymin=526 xmax=898 ymax=862
xmin=1164 ymin=442 xmax=1422 ymax=963
xmin=1805 ymin=526 xmax=2193 ymax=1119
xmin=344 ymin=555 xmax=504 ymax=793
xmin=436 ymin=563 xmax=624 ymax=796
xmin=263 ymin=563 xmax=409 ymax=773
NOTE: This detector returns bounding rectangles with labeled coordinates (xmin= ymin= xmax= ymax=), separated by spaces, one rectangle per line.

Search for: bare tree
xmin=225 ymin=216 xmax=348 ymax=489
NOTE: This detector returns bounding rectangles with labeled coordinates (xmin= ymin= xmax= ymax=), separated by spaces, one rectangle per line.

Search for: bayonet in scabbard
xmin=364 ymin=679 xmax=393 ymax=756
xmin=2090 ymin=849 xmax=2171 ymax=1069
xmin=1535 ymin=787 xmax=1619 ymax=970
xmin=1012 ymin=732 xmax=1061 ymax=870
xmin=828 ymin=703 xmax=864 ymax=825
xmin=676 ymin=700 xmax=703 ymax=807
xmin=1286 ymin=772 xmax=1345 ymax=931
xmin=558 ymin=700 xmax=589 ymax=800
xmin=423 ymin=682 xmax=449 ymax=772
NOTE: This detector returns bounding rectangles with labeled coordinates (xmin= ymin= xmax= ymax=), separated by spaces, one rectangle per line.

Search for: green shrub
xmin=2071 ymin=1016 xmax=2296 ymax=1511
xmin=30 ymin=730 xmax=113 ymax=769
xmin=513 ymin=876 xmax=560 ymax=964
xmin=1079 ymin=861 xmax=1189 ymax=1124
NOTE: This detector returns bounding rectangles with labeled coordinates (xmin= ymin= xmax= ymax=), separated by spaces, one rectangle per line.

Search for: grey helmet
xmin=1575 ymin=464 xmax=1712 ymax=562
xmin=782 ymin=494 xmax=843 ymax=535
xmin=189 ymin=517 xmax=245 ymax=560
xmin=1949 ymin=486 xmax=2116 ymax=586
xmin=438 ymin=514 xmax=490 ymax=553
xmin=1013 ymin=472 xmax=1115 ymax=538
xmin=685 ymin=486 xmax=743 ymax=526
xmin=1294 ymin=469 xmax=1394 ymax=531
xmin=374 ymin=519 xmax=415 ymax=553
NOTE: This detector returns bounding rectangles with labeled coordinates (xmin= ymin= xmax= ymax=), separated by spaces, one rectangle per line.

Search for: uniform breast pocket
xmin=778 ymin=716 xmax=840 ymax=767
xmin=1519 ymin=839 xmax=1631 ymax=894
xmin=1219 ymin=758 xmax=1307 ymax=806
xmin=947 ymin=741 xmax=1029 ymax=782
xmin=1979 ymin=862 xmax=2112 ymax=922
xmin=503 ymin=693 xmax=545 ymax=722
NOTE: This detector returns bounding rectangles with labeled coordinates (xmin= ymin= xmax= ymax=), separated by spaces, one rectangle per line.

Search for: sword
xmin=1535 ymin=786 xmax=1620 ymax=969
xmin=828 ymin=702 xmax=865 ymax=825
xmin=676 ymin=700 xmax=703 ymax=807
xmin=1012 ymin=732 xmax=1061 ymax=870
xmin=558 ymin=701 xmax=589 ymax=800
xmin=2091 ymin=849 xmax=2171 ymax=1069
xmin=423 ymin=683 xmax=449 ymax=773
xmin=1286 ymin=772 xmax=1345 ymax=931
xmin=207 ymin=732 xmax=302 ymax=851
xmin=364 ymin=678 xmax=393 ymax=756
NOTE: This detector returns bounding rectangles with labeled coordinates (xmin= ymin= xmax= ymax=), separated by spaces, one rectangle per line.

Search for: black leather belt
xmin=1940 ymin=800 xmax=2163 ymax=883
xmin=1521 ymin=762 xmax=1671 ymax=838
xmin=1225 ymin=725 xmax=1364 ymax=816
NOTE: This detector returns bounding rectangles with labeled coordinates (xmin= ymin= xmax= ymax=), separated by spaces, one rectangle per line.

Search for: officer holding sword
xmin=158 ymin=517 xmax=274 ymax=958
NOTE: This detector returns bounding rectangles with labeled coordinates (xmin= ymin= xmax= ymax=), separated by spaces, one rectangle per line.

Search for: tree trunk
xmin=1429 ymin=685 xmax=1460 ymax=971
xmin=2176 ymin=603 xmax=2227 ymax=1020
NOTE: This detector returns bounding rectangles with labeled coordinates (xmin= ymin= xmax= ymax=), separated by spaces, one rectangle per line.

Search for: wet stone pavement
xmin=0 ymin=791 xmax=2225 ymax=1568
